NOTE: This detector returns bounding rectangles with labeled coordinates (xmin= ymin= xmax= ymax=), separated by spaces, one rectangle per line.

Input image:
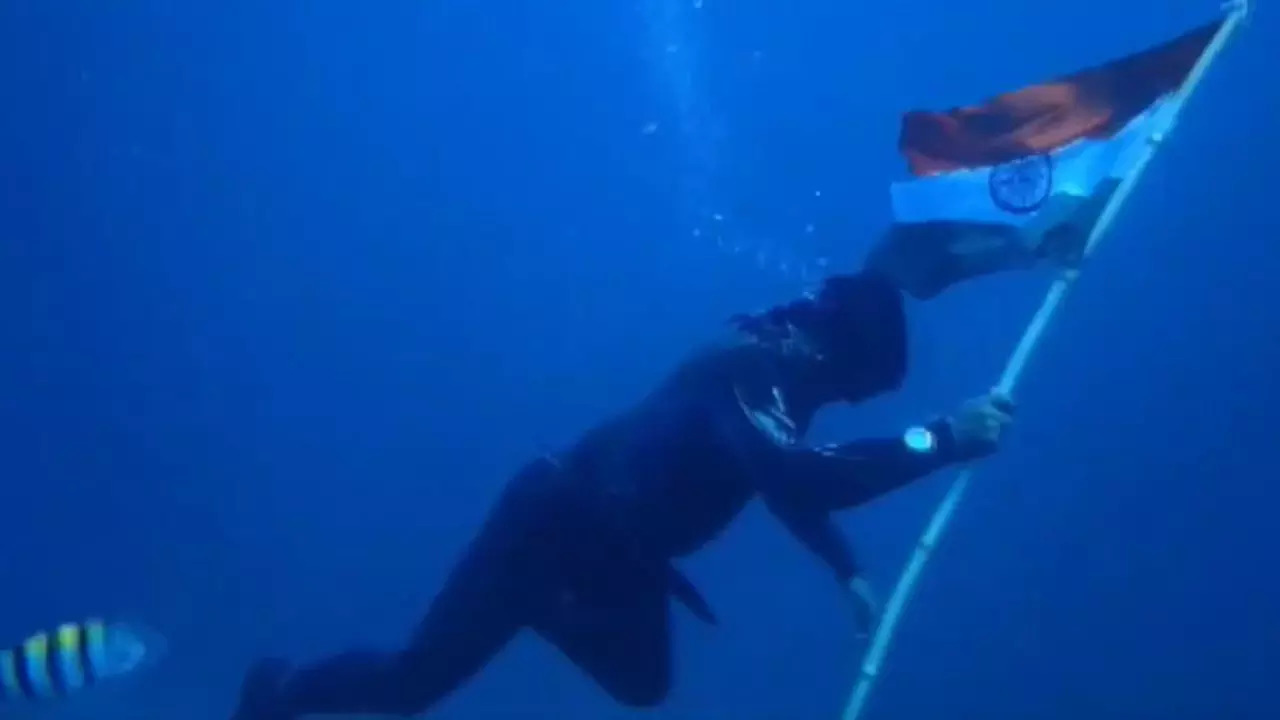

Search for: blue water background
xmin=1 ymin=1 xmax=1275 ymax=717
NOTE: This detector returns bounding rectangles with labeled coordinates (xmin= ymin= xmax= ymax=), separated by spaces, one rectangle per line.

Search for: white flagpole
xmin=842 ymin=4 xmax=1249 ymax=719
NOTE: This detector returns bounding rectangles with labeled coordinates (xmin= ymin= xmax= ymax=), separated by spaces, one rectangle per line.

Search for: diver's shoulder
xmin=674 ymin=333 xmax=768 ymax=372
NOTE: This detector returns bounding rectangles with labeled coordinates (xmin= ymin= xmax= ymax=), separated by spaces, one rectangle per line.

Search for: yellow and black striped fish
xmin=0 ymin=619 xmax=163 ymax=702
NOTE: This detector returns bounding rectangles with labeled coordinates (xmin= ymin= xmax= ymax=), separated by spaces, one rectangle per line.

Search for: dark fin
xmin=667 ymin=566 xmax=718 ymax=625
xmin=531 ymin=571 xmax=672 ymax=708
xmin=231 ymin=659 xmax=292 ymax=720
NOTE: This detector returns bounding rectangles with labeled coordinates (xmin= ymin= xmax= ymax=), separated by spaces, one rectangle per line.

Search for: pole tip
xmin=1222 ymin=0 xmax=1250 ymax=19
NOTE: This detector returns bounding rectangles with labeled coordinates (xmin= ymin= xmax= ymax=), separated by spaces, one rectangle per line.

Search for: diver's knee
xmin=615 ymin=686 xmax=669 ymax=709
xmin=610 ymin=674 xmax=671 ymax=709
xmin=376 ymin=651 xmax=442 ymax=717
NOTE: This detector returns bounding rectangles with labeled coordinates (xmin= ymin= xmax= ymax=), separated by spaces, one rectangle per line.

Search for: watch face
xmin=904 ymin=426 xmax=936 ymax=453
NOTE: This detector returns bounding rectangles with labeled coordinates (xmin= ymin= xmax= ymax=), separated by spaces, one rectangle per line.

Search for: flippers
xmin=667 ymin=565 xmax=717 ymax=625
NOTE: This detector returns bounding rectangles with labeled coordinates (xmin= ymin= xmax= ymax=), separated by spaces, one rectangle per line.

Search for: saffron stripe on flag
xmin=871 ymin=17 xmax=1225 ymax=300
xmin=899 ymin=19 xmax=1223 ymax=177
xmin=890 ymin=94 xmax=1181 ymax=228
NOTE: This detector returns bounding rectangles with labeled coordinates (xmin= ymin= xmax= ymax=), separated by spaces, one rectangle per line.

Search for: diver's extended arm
xmin=758 ymin=417 xmax=971 ymax=635
xmin=758 ymin=391 xmax=1015 ymax=514
xmin=761 ymin=420 xmax=960 ymax=513
xmin=760 ymin=440 xmax=946 ymax=638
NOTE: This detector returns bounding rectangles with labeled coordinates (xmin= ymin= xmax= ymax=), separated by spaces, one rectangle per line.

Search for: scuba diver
xmin=229 ymin=226 xmax=1065 ymax=719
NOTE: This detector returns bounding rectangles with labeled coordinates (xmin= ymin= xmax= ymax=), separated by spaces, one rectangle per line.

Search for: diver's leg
xmin=289 ymin=573 xmax=521 ymax=715
xmin=232 ymin=461 xmax=562 ymax=720
xmin=232 ymin=539 xmax=526 ymax=719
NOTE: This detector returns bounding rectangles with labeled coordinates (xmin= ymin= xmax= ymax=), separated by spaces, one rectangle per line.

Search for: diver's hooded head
xmin=732 ymin=269 xmax=907 ymax=404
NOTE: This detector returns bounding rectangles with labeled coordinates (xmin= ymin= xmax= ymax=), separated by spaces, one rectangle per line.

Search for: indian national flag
xmin=874 ymin=19 xmax=1224 ymax=298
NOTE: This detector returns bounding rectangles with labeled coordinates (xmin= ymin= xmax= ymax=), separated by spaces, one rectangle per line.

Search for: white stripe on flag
xmin=891 ymin=93 xmax=1182 ymax=227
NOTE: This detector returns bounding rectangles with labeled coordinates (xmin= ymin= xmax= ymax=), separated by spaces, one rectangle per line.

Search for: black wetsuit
xmin=231 ymin=272 xmax=968 ymax=719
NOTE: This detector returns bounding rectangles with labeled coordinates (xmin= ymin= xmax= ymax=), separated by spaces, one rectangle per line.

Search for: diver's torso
xmin=559 ymin=342 xmax=790 ymax=560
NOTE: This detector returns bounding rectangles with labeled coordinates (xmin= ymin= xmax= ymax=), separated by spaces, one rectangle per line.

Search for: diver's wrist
xmin=902 ymin=419 xmax=958 ymax=460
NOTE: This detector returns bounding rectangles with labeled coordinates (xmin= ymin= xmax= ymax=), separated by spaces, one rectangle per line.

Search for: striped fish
xmin=0 ymin=619 xmax=163 ymax=702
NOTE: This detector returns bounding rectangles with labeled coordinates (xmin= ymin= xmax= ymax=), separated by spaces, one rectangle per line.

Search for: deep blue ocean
xmin=1 ymin=1 xmax=1275 ymax=718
